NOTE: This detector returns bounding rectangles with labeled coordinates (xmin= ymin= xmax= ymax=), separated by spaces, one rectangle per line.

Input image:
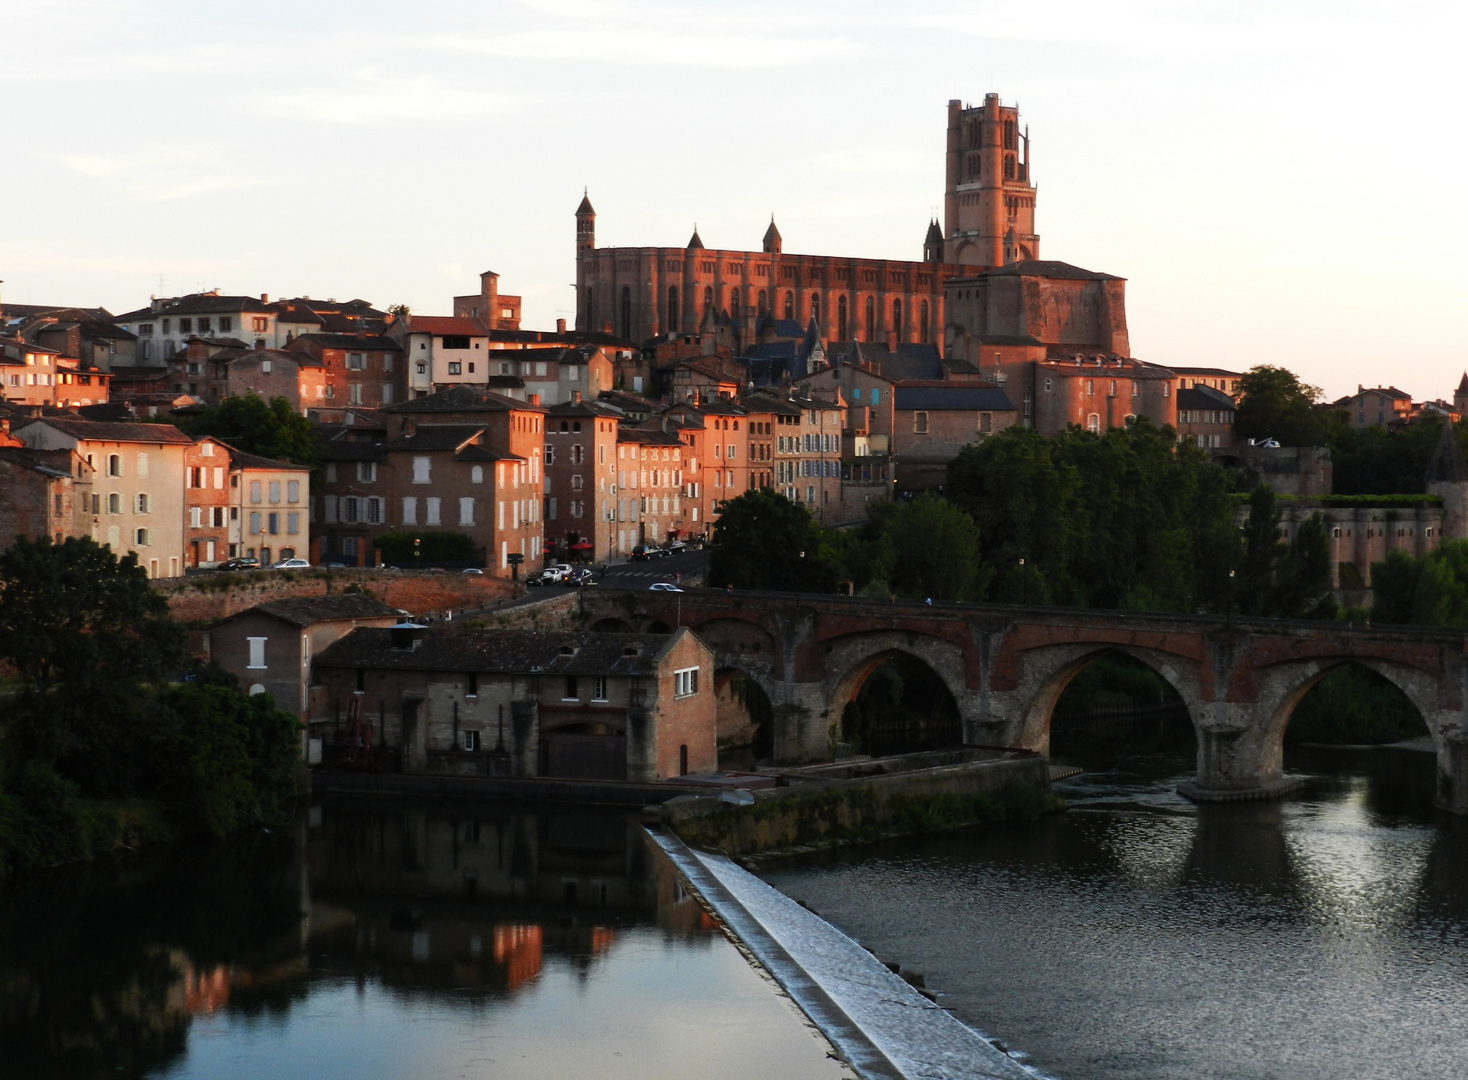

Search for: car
xmin=317 ymin=554 xmax=357 ymax=568
xmin=649 ymin=582 xmax=684 ymax=592
xmin=272 ymin=558 xmax=311 ymax=570
xmin=527 ymin=568 xmax=562 ymax=586
xmin=631 ymin=544 xmax=658 ymax=561
xmin=565 ymin=569 xmax=599 ymax=587
xmin=551 ymin=563 xmax=573 ymax=578
xmin=461 ymin=568 xmax=484 ymax=575
xmin=668 ymin=540 xmax=687 ymax=551
xmin=215 ymin=557 xmax=261 ymax=572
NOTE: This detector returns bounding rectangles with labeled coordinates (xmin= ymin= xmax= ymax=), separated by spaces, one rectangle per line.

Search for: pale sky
xmin=3 ymin=0 xmax=1465 ymax=402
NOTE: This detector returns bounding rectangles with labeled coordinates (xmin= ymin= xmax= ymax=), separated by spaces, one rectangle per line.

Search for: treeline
xmin=0 ymin=537 xmax=303 ymax=877
xmin=709 ymin=420 xmax=1336 ymax=619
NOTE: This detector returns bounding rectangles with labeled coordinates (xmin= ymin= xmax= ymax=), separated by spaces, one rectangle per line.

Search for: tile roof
xmin=318 ymin=440 xmax=385 ymax=463
xmin=547 ymin=398 xmax=624 ymax=418
xmin=229 ymin=594 xmax=404 ymax=628
xmin=0 ymin=446 xmax=73 ymax=479
xmin=385 ymin=385 xmax=544 ymax=414
xmin=289 ymin=333 xmax=402 ymax=351
xmin=383 ymin=424 xmax=489 ymax=451
xmin=1177 ymin=385 xmax=1236 ymax=410
xmin=17 ymin=417 xmax=196 ymax=444
xmin=401 ymin=315 xmax=488 ymax=337
xmin=315 ymin=627 xmax=684 ymax=678
xmin=1169 ymin=366 xmax=1243 ymax=378
xmin=226 ymin=446 xmax=310 ymax=471
xmin=114 ymin=294 xmax=277 ymax=321
xmin=894 ymin=386 xmax=1016 ymax=411
xmin=973 ymin=260 xmax=1121 ymax=282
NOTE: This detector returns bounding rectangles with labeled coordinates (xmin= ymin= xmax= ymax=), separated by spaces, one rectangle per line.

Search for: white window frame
xmin=674 ymin=667 xmax=699 ymax=698
xmin=247 ymin=637 xmax=267 ymax=669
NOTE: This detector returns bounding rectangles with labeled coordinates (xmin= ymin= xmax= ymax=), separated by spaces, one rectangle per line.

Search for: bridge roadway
xmin=575 ymin=588 xmax=1468 ymax=812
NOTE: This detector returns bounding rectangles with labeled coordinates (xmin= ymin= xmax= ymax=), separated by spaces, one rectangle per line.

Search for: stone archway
xmin=713 ymin=667 xmax=778 ymax=768
xmin=822 ymin=630 xmax=973 ymax=756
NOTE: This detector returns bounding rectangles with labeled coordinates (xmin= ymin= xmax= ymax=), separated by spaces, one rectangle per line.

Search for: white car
xmin=272 ymin=558 xmax=311 ymax=569
xmin=551 ymin=563 xmax=573 ymax=578
xmin=649 ymin=582 xmax=684 ymax=592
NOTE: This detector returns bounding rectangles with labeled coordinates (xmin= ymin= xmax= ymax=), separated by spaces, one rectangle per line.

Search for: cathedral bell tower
xmin=574 ymin=191 xmax=596 ymax=331
xmin=942 ymin=94 xmax=1039 ymax=268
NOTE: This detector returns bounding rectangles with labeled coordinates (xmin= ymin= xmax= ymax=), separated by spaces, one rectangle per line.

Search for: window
xmin=346 ymin=352 xmax=366 ymax=370
xmin=913 ymin=411 xmax=929 ymax=434
xmin=402 ymin=497 xmax=418 ymax=525
xmin=412 ymin=456 xmax=431 ymax=484
xmin=426 ymin=497 xmax=441 ymax=526
xmin=250 ymin=480 xmax=262 ymax=503
xmin=461 ymin=729 xmax=480 ymax=751
xmin=135 ymin=528 xmax=149 ymax=545
xmin=348 ymin=383 xmax=363 ymax=404
xmin=1087 ymin=413 xmax=1101 ymax=433
xmin=366 ymin=497 xmax=383 ymax=524
xmin=250 ymin=511 xmax=262 ymax=533
xmin=563 ymin=676 xmax=579 ymax=700
xmin=459 ymin=497 xmax=475 ymax=526
xmin=269 ymin=481 xmax=280 ymax=504
xmin=247 ymin=638 xmax=267 ymax=669
xmin=287 ymin=512 xmax=299 ymax=535
xmin=260 ymin=359 xmax=272 ymax=374
xmin=448 ymin=362 xmax=462 ymax=375
xmin=219 ymin=316 xmax=232 ymax=332
xmin=356 ymin=462 xmax=376 ymax=484
xmin=136 ymin=452 xmax=148 ymax=478
xmin=592 ymin=676 xmax=608 ymax=701
xmin=674 ymin=667 xmax=699 ymax=697
xmin=252 ymin=317 xmax=268 ymax=332
xmin=442 ymin=335 xmax=470 ymax=350
xmin=471 ymin=465 xmax=484 ymax=484
xmin=189 ymin=506 xmax=202 ymax=528
xmin=667 ymin=286 xmax=679 ymax=330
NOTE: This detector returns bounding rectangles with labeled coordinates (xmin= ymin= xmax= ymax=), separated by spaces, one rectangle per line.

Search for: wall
xmin=652 ymin=630 xmax=717 ymax=779
xmin=157 ymin=567 xmax=519 ymax=624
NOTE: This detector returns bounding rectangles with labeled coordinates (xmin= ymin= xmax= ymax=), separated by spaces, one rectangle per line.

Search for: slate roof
xmin=383 ymin=425 xmax=488 ymax=451
xmin=315 ymin=628 xmax=684 ymax=678
xmin=290 ymin=333 xmax=402 ymax=351
xmin=385 ymin=385 xmax=544 ymax=414
xmin=1177 ymin=385 xmax=1235 ymax=411
xmin=17 ymin=417 xmax=195 ymax=444
xmin=979 ymin=260 xmax=1121 ymax=282
xmin=228 ymin=594 xmax=403 ymax=628
xmin=114 ymin=294 xmax=276 ymax=321
xmin=739 ymin=392 xmax=803 ymax=416
xmin=226 ymin=446 xmax=310 ymax=471
xmin=894 ymin=386 xmax=1015 ymax=411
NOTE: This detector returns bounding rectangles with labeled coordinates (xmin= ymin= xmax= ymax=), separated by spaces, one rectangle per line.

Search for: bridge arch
xmin=713 ymin=666 xmax=779 ymax=767
xmin=1257 ymin=656 xmax=1441 ymax=757
xmin=1009 ymin=643 xmax=1206 ymax=755
xmin=823 ymin=630 xmax=971 ymax=755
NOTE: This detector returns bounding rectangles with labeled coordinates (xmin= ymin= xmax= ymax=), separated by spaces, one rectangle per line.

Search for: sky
xmin=3 ymin=0 xmax=1466 ymax=402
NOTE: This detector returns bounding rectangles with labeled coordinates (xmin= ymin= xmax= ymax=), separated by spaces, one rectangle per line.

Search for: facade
xmin=114 ymin=293 xmax=282 ymax=360
xmin=574 ymin=95 xmax=1037 ymax=350
xmin=286 ymin=333 xmax=405 ymax=411
xmin=182 ymin=438 xmax=232 ymax=568
xmin=0 ymin=337 xmax=63 ymax=406
xmin=543 ymin=397 xmax=621 ymax=563
xmin=227 ymin=447 xmax=312 ymax=566
xmin=892 ymin=383 xmax=1018 ymax=491
xmin=0 ymin=428 xmax=91 ymax=547
xmin=1172 ymin=367 xmax=1243 ymax=395
xmin=205 ymin=594 xmax=403 ymax=720
xmin=168 ymin=340 xmax=326 ymax=413
xmin=310 ymin=626 xmax=717 ymax=782
xmin=618 ymin=428 xmax=686 ymax=546
xmin=1335 ymin=385 xmax=1414 ymax=430
xmin=14 ymin=418 xmax=193 ymax=577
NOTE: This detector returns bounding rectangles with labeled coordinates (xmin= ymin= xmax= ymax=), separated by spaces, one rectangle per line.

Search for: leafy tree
xmin=173 ymin=393 xmax=321 ymax=467
xmin=0 ymin=537 xmax=186 ymax=789
xmin=1371 ymin=540 xmax=1468 ymax=627
xmin=1236 ymin=486 xmax=1336 ymax=618
xmin=708 ymin=488 xmax=838 ymax=591
xmin=1234 ymin=365 xmax=1344 ymax=447
xmin=870 ymin=494 xmax=991 ymax=601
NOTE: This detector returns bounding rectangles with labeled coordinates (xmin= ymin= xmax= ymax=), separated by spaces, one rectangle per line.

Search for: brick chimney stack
xmin=556 ymin=318 xmax=567 ymax=333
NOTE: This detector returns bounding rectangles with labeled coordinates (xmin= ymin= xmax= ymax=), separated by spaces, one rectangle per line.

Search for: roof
xmin=401 ymin=315 xmax=487 ymax=337
xmin=620 ymin=427 xmax=685 ymax=447
xmin=16 ymin=417 xmax=195 ymax=445
xmin=114 ymin=293 xmax=277 ymax=322
xmin=974 ymin=260 xmax=1121 ymax=282
xmin=894 ymin=386 xmax=1016 ymax=411
xmin=1177 ymin=385 xmax=1236 ymax=411
xmin=385 ymin=385 xmax=545 ymax=415
xmin=1170 ymin=366 xmax=1243 ymax=378
xmin=977 ymin=334 xmax=1044 ymax=347
xmin=383 ymin=424 xmax=489 ymax=451
xmin=317 ymin=439 xmax=385 ymax=463
xmin=225 ymin=446 xmax=310 ymax=472
xmin=0 ymin=445 xmax=74 ymax=480
xmin=223 ymin=594 xmax=403 ymax=628
xmin=576 ymin=192 xmax=595 ymax=215
xmin=288 ymin=333 xmax=402 ymax=352
xmin=547 ymin=398 xmax=624 ymax=418
xmin=315 ymin=627 xmax=688 ymax=678
xmin=686 ymin=229 xmax=705 ymax=250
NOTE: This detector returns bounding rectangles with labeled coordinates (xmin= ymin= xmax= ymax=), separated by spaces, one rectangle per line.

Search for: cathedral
xmin=574 ymin=94 xmax=1040 ymax=349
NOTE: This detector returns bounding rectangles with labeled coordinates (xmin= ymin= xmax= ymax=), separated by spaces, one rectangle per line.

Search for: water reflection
xmin=763 ymin=739 xmax=1468 ymax=1080
xmin=0 ymin=803 xmax=851 ymax=1080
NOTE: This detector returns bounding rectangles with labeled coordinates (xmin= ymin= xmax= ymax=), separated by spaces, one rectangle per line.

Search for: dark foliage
xmin=172 ymin=393 xmax=321 ymax=468
xmin=707 ymin=488 xmax=839 ymax=591
xmin=375 ymin=530 xmax=476 ymax=565
xmin=1285 ymin=664 xmax=1429 ymax=744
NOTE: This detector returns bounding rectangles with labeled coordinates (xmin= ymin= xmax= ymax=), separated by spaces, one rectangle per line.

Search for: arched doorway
xmin=838 ymin=652 xmax=962 ymax=757
xmin=714 ymin=669 xmax=775 ymax=770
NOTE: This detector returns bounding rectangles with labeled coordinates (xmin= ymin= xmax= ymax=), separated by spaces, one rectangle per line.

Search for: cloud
xmin=37 ymin=147 xmax=276 ymax=202
xmin=261 ymin=75 xmax=515 ymax=124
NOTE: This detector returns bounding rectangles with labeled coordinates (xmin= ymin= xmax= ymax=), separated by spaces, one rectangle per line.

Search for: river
xmin=761 ymin=723 xmax=1468 ymax=1080
xmin=0 ymin=801 xmax=853 ymax=1080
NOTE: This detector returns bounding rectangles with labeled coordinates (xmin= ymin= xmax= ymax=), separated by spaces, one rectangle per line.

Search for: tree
xmin=1236 ymin=486 xmax=1336 ymax=619
xmin=1371 ymin=540 xmax=1468 ymax=627
xmin=173 ymin=393 xmax=321 ymax=468
xmin=1234 ymin=365 xmax=1343 ymax=448
xmin=870 ymin=495 xmax=990 ymax=601
xmin=0 ymin=537 xmax=187 ymax=788
xmin=707 ymin=488 xmax=838 ymax=591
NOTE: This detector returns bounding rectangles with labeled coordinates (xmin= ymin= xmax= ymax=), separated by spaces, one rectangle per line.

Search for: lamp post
xmin=1226 ymin=568 xmax=1236 ymax=626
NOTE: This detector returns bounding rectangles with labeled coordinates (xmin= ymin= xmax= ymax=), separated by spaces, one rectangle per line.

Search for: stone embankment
xmin=660 ymin=749 xmax=1055 ymax=857
xmin=156 ymin=568 xmax=520 ymax=624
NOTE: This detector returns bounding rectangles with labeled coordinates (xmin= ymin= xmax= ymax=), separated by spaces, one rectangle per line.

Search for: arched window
xmin=783 ymin=291 xmax=794 ymax=320
xmin=730 ymin=288 xmax=740 ymax=317
xmin=865 ymin=296 xmax=875 ymax=340
xmin=810 ymin=294 xmax=820 ymax=326
xmin=471 ymin=465 xmax=484 ymax=484
xmin=838 ymin=295 xmax=848 ymax=341
xmin=892 ymin=298 xmax=903 ymax=339
xmin=667 ymin=286 xmax=679 ymax=332
xmin=586 ymin=289 xmax=595 ymax=332
xmin=920 ymin=300 xmax=929 ymax=344
xmin=703 ymin=285 xmax=713 ymax=316
xmin=758 ymin=289 xmax=768 ymax=315
xmin=1004 ymin=154 xmax=1015 ymax=180
xmin=620 ymin=286 xmax=631 ymax=340
xmin=1087 ymin=413 xmax=1100 ymax=433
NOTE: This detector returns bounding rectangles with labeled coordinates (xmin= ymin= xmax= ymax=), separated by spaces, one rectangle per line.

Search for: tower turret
xmin=923 ymin=218 xmax=944 ymax=263
xmin=576 ymin=190 xmax=596 ymax=255
xmin=763 ymin=216 xmax=782 ymax=254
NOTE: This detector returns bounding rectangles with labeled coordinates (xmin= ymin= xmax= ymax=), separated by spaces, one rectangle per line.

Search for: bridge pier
xmin=1436 ymin=732 xmax=1468 ymax=815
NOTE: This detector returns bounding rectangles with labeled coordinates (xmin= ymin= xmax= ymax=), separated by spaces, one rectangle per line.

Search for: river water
xmin=762 ymin=726 xmax=1468 ymax=1080
xmin=0 ymin=802 xmax=853 ymax=1080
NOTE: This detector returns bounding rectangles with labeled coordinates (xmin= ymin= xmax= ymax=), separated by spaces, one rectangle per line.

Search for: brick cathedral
xmin=574 ymin=94 xmax=1040 ymax=349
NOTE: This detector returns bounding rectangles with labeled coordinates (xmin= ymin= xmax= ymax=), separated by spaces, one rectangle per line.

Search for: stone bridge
xmin=576 ymin=589 xmax=1468 ymax=811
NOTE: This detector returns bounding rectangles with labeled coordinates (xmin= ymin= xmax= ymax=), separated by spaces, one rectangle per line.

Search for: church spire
xmin=763 ymin=215 xmax=782 ymax=254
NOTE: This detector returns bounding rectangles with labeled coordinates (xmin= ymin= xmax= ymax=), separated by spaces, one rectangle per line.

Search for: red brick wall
xmin=653 ymin=629 xmax=717 ymax=778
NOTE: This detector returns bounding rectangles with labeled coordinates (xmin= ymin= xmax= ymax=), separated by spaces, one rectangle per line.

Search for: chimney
xmin=661 ymin=416 xmax=669 ymax=433
xmin=529 ymin=393 xmax=540 ymax=406
xmin=556 ymin=318 xmax=567 ymax=333
xmin=571 ymin=390 xmax=581 ymax=403
xmin=260 ymin=293 xmax=269 ymax=303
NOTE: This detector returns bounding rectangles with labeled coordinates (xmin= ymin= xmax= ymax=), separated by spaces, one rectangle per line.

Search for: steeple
xmin=923 ymin=218 xmax=944 ymax=263
xmin=762 ymin=215 xmax=782 ymax=254
xmin=575 ymin=189 xmax=596 ymax=255
xmin=686 ymin=225 xmax=704 ymax=250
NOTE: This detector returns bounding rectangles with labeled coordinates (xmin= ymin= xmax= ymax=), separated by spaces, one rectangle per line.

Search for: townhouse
xmin=619 ymin=427 xmax=687 ymax=547
xmin=14 ymin=418 xmax=193 ymax=577
xmin=0 ymin=420 xmax=91 ymax=545
xmin=0 ymin=337 xmax=62 ymax=406
xmin=543 ymin=396 xmax=622 ymax=562
xmin=286 ymin=333 xmax=405 ymax=411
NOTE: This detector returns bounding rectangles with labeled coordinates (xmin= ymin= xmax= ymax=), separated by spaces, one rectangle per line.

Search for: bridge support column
xmin=1180 ymin=720 xmax=1303 ymax=803
xmin=1436 ymin=732 xmax=1468 ymax=815
xmin=773 ymin=683 xmax=832 ymax=765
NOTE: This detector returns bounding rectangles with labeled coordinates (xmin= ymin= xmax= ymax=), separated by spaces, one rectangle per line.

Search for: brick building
xmin=1335 ymin=385 xmax=1415 ymax=430
xmin=543 ymin=397 xmax=621 ymax=563
xmin=892 ymin=383 xmax=1018 ymax=491
xmin=310 ymin=626 xmax=716 ymax=782
xmin=618 ymin=427 xmax=686 ymax=546
xmin=574 ymin=95 xmax=1038 ymax=350
xmin=0 ymin=420 xmax=91 ymax=547
xmin=286 ymin=333 xmax=405 ymax=411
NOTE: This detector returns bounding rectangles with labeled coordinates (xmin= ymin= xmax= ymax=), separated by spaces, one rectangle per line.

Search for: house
xmin=225 ymin=445 xmax=312 ymax=567
xmin=618 ymin=427 xmax=687 ymax=547
xmin=310 ymin=626 xmax=717 ymax=782
xmin=1175 ymin=384 xmax=1237 ymax=449
xmin=14 ymin=417 xmax=193 ymax=577
xmin=892 ymin=383 xmax=1018 ymax=491
xmin=0 ymin=336 xmax=62 ymax=406
xmin=166 ymin=340 xmax=325 ymax=413
xmin=0 ymin=421 xmax=91 ymax=547
xmin=1334 ymin=385 xmax=1414 ymax=430
xmin=544 ymin=396 xmax=623 ymax=562
xmin=204 ymin=594 xmax=404 ymax=721
xmin=286 ymin=333 xmax=405 ymax=412
xmin=113 ymin=292 xmax=283 ymax=360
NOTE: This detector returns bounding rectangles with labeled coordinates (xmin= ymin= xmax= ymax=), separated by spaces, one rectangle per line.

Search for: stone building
xmin=15 ymin=417 xmax=192 ymax=577
xmin=1175 ymin=384 xmax=1237 ymax=449
xmin=310 ymin=626 xmax=717 ymax=782
xmin=452 ymin=270 xmax=523 ymax=329
xmin=574 ymin=94 xmax=1039 ymax=349
xmin=1334 ymin=385 xmax=1414 ymax=430
xmin=204 ymin=594 xmax=403 ymax=721
xmin=0 ymin=420 xmax=91 ymax=547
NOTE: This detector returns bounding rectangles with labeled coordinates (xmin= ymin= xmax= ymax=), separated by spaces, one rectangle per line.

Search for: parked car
xmin=667 ymin=540 xmax=687 ymax=551
xmin=631 ymin=545 xmax=658 ymax=561
xmin=551 ymin=563 xmax=573 ymax=578
xmin=272 ymin=557 xmax=311 ymax=569
xmin=215 ymin=557 xmax=261 ymax=572
xmin=649 ymin=582 xmax=684 ymax=592
xmin=565 ymin=568 xmax=599 ymax=587
xmin=461 ymin=568 xmax=484 ymax=575
xmin=318 ymin=554 xmax=356 ymax=568
xmin=527 ymin=568 xmax=562 ymax=586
